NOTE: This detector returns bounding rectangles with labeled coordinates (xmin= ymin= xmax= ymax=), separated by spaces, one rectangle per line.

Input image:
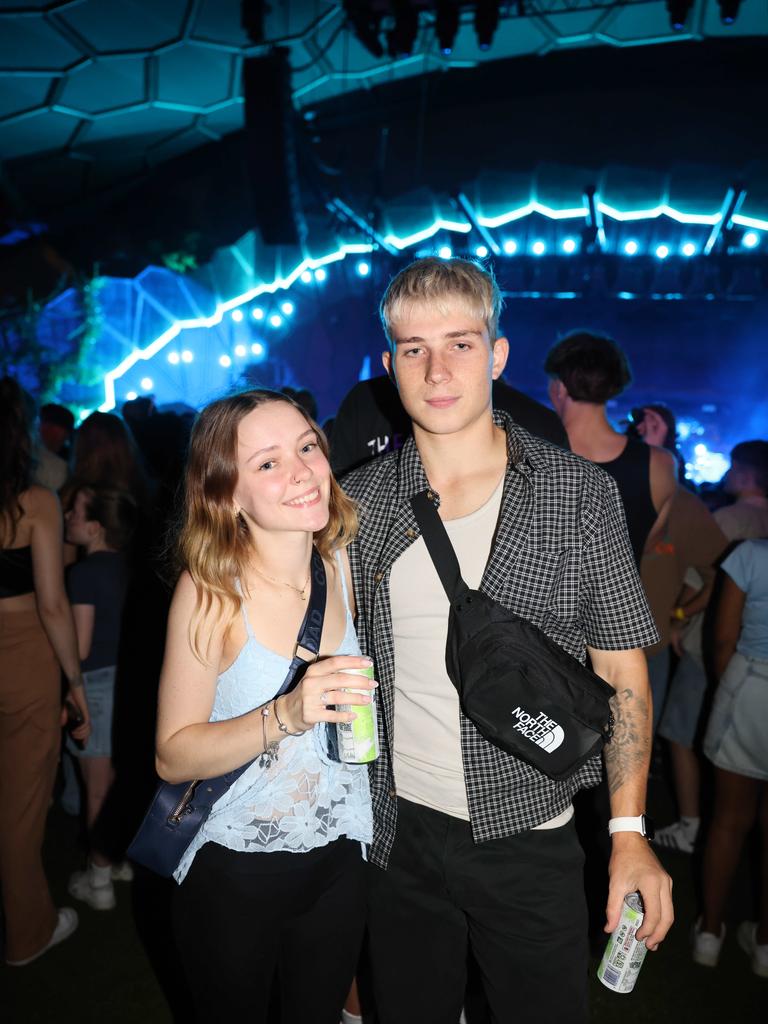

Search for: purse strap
xmin=410 ymin=491 xmax=469 ymax=603
xmin=215 ymin=546 xmax=328 ymax=787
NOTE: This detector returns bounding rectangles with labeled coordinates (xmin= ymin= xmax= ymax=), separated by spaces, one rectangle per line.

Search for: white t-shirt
xmin=390 ymin=475 xmax=572 ymax=830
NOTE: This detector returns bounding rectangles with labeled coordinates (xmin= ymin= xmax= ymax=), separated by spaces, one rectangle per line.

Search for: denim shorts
xmin=703 ymin=652 xmax=768 ymax=781
xmin=657 ymin=652 xmax=709 ymax=749
xmin=68 ymin=665 xmax=116 ymax=759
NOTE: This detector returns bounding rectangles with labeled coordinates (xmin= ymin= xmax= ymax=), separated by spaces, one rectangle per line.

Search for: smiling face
xmin=381 ymin=298 xmax=508 ymax=439
xmin=232 ymin=401 xmax=331 ymax=540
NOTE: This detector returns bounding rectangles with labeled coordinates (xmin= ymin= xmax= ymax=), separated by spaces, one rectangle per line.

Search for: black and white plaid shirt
xmin=343 ymin=410 xmax=659 ymax=869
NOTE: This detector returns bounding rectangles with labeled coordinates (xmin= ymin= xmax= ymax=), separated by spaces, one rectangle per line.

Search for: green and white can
xmin=335 ymin=666 xmax=380 ymax=764
xmin=597 ymin=891 xmax=648 ymax=994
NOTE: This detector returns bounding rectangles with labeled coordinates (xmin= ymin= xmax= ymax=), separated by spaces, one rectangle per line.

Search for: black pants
xmin=173 ymin=838 xmax=366 ymax=1024
xmin=368 ymin=799 xmax=589 ymax=1024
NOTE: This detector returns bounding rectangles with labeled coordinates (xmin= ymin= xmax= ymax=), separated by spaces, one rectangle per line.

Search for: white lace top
xmin=174 ymin=553 xmax=373 ymax=883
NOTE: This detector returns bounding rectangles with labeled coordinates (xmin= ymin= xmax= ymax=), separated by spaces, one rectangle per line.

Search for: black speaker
xmin=243 ymin=48 xmax=303 ymax=247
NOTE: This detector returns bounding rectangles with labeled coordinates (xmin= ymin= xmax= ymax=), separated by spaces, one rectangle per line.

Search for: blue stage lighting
xmin=562 ymin=238 xmax=577 ymax=254
xmin=234 ymin=344 xmax=247 ymax=357
xmin=281 ymin=301 xmax=294 ymax=315
xmin=532 ymin=241 xmax=546 ymax=256
xmin=356 ymin=260 xmax=370 ymax=276
xmin=167 ymin=351 xmax=180 ymax=365
xmin=231 ymin=309 xmax=243 ymax=322
xmin=503 ymin=239 xmax=517 ymax=255
xmin=655 ymin=244 xmax=670 ymax=259
xmin=219 ymin=355 xmax=232 ymax=368
xmin=140 ymin=377 xmax=153 ymax=390
xmin=314 ymin=268 xmax=327 ymax=282
xmin=269 ymin=314 xmax=283 ymax=327
xmin=126 ymin=390 xmax=138 ymax=400
xmin=251 ymin=342 xmax=265 ymax=356
xmin=624 ymin=240 xmax=638 ymax=255
xmin=438 ymin=246 xmax=452 ymax=259
xmin=743 ymin=231 xmax=760 ymax=248
xmin=181 ymin=349 xmax=193 ymax=363
xmin=475 ymin=245 xmax=488 ymax=258
xmin=300 ymin=270 xmax=313 ymax=283
xmin=682 ymin=242 xmax=696 ymax=256
xmin=252 ymin=307 xmax=264 ymax=320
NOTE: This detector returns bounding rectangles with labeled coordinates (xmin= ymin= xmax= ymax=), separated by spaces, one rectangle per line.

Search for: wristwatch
xmin=608 ymin=815 xmax=655 ymax=841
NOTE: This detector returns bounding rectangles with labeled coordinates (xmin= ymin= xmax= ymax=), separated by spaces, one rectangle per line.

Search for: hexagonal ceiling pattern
xmin=0 ymin=0 xmax=765 ymax=213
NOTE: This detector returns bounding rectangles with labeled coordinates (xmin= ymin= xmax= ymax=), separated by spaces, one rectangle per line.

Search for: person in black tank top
xmin=598 ymin=440 xmax=658 ymax=565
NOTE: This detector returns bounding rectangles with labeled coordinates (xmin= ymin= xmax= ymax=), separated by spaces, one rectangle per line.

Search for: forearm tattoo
xmin=604 ymin=687 xmax=650 ymax=795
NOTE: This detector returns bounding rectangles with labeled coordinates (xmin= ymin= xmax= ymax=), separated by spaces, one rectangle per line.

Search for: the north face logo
xmin=511 ymin=707 xmax=565 ymax=753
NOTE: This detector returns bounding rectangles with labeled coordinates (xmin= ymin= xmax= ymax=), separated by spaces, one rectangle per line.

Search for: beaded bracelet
xmin=259 ymin=700 xmax=281 ymax=769
xmin=274 ymin=695 xmax=306 ymax=737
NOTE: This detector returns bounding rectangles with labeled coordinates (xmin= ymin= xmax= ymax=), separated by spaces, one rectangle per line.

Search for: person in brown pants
xmin=0 ymin=376 xmax=90 ymax=966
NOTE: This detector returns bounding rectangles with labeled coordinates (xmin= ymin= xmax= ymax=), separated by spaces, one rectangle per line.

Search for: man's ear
xmin=382 ymin=350 xmax=396 ymax=384
xmin=491 ymin=336 xmax=509 ymax=380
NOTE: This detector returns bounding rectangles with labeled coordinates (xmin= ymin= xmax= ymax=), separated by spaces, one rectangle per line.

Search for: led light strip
xmin=99 ymin=202 xmax=768 ymax=412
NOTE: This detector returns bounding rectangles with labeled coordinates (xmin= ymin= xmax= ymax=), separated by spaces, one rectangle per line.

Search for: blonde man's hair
xmin=379 ymin=257 xmax=504 ymax=344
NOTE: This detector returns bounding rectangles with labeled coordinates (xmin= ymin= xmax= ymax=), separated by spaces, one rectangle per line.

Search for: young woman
xmin=0 ymin=376 xmax=90 ymax=966
xmin=155 ymin=389 xmax=374 ymax=1024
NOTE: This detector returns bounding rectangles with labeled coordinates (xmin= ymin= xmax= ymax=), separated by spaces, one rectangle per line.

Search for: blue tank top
xmin=174 ymin=551 xmax=373 ymax=883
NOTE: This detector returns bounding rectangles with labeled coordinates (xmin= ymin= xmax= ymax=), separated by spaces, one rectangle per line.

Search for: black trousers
xmin=368 ymin=799 xmax=589 ymax=1024
xmin=173 ymin=838 xmax=366 ymax=1024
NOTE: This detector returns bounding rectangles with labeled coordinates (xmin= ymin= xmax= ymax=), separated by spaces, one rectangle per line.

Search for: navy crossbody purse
xmin=127 ymin=548 xmax=327 ymax=878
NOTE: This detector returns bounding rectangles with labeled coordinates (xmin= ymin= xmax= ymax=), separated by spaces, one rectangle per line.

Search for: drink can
xmin=334 ymin=666 xmax=380 ymax=764
xmin=597 ymin=891 xmax=648 ymax=994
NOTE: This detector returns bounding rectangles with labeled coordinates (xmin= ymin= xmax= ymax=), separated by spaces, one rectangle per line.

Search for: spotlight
xmin=474 ymin=0 xmax=500 ymax=50
xmin=743 ymin=231 xmax=760 ymax=249
xmin=140 ymin=377 xmax=153 ymax=390
xmin=300 ymin=270 xmax=313 ymax=284
xmin=532 ymin=240 xmax=546 ymax=256
xmin=562 ymin=238 xmax=577 ymax=254
xmin=181 ymin=349 xmax=193 ymax=363
xmin=655 ymin=244 xmax=670 ymax=259
xmin=666 ymin=0 xmax=693 ymax=30
xmin=314 ymin=268 xmax=327 ymax=282
xmin=356 ymin=260 xmax=370 ymax=276
xmin=126 ymin=391 xmax=138 ymax=401
xmin=231 ymin=309 xmax=243 ymax=322
xmin=503 ymin=239 xmax=517 ymax=255
xmin=251 ymin=342 xmax=265 ymax=356
xmin=252 ymin=307 xmax=264 ymax=320
xmin=219 ymin=355 xmax=232 ymax=368
xmin=624 ymin=240 xmax=638 ymax=255
xmin=281 ymin=301 xmax=294 ymax=315
xmin=682 ymin=242 xmax=696 ymax=257
xmin=235 ymin=344 xmax=247 ymax=357
xmin=269 ymin=314 xmax=283 ymax=327
xmin=436 ymin=1 xmax=460 ymax=55
xmin=475 ymin=245 xmax=488 ymax=258
xmin=387 ymin=1 xmax=419 ymax=58
xmin=438 ymin=245 xmax=452 ymax=259
xmin=167 ymin=351 xmax=180 ymax=365
xmin=717 ymin=0 xmax=741 ymax=24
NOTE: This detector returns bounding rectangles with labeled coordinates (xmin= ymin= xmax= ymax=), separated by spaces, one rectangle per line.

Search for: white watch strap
xmin=608 ymin=815 xmax=645 ymax=835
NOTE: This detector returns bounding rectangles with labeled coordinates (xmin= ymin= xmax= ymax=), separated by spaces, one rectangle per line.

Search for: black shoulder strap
xmin=410 ymin=491 xmax=468 ymax=603
xmin=275 ymin=545 xmax=327 ymax=696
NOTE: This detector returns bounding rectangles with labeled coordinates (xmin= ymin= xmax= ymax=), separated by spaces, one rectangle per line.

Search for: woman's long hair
xmin=0 ymin=376 xmax=33 ymax=544
xmin=70 ymin=411 xmax=147 ymax=504
xmin=179 ymin=389 xmax=358 ymax=662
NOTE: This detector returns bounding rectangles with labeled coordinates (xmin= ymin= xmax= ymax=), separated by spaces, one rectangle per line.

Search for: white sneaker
xmin=692 ymin=919 xmax=725 ymax=967
xmin=655 ymin=819 xmax=697 ymax=854
xmin=737 ymin=921 xmax=768 ymax=978
xmin=110 ymin=860 xmax=134 ymax=882
xmin=68 ymin=869 xmax=116 ymax=911
xmin=6 ymin=907 xmax=79 ymax=966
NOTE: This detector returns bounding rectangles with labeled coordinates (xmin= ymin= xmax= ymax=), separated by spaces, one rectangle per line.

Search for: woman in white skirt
xmin=693 ymin=538 xmax=768 ymax=976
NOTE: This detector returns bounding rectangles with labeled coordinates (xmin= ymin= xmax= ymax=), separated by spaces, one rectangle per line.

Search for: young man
xmin=342 ymin=258 xmax=673 ymax=1024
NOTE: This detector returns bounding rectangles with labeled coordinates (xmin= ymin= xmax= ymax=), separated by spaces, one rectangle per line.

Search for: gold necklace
xmin=252 ymin=564 xmax=311 ymax=600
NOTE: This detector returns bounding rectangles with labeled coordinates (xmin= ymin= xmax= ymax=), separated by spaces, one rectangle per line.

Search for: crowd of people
xmin=1 ymin=256 xmax=766 ymax=1021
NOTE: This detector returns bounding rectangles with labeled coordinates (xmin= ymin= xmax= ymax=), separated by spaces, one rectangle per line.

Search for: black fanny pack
xmin=410 ymin=491 xmax=614 ymax=782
